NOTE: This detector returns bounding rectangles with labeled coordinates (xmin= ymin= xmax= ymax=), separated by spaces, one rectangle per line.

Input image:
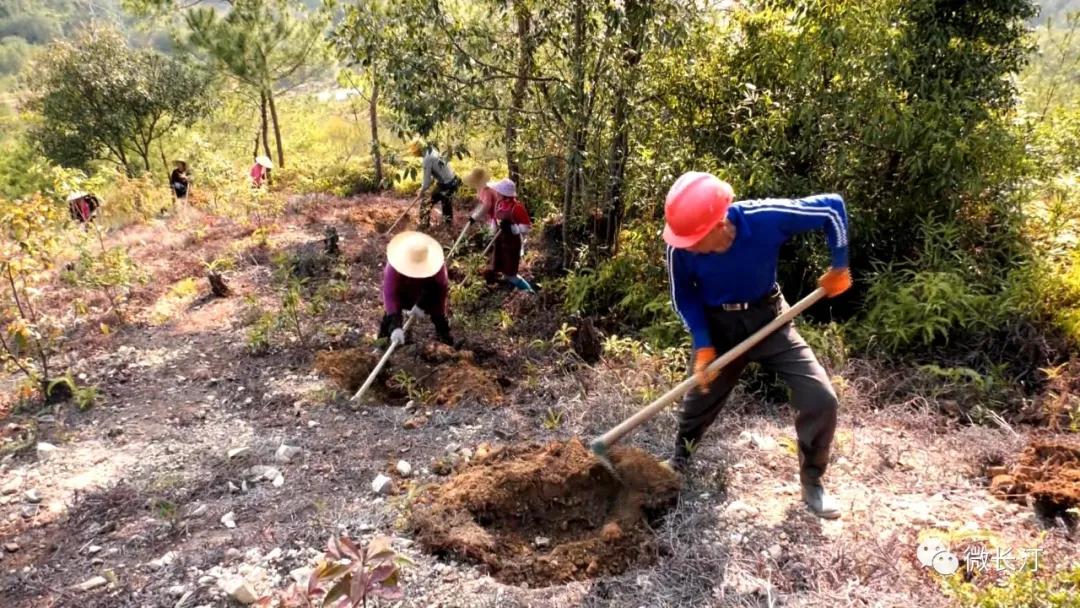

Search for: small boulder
xmin=36 ymin=442 xmax=59 ymax=460
xmin=227 ymin=447 xmax=250 ymax=460
xmin=371 ymin=474 xmax=393 ymax=495
xmin=221 ymin=511 xmax=237 ymax=529
xmin=219 ymin=577 xmax=258 ymax=604
xmin=24 ymin=489 xmax=41 ymax=504
xmin=3 ymin=542 xmax=19 ymax=553
xmin=395 ymin=460 xmax=412 ymax=477
xmin=274 ymin=443 xmax=302 ymax=463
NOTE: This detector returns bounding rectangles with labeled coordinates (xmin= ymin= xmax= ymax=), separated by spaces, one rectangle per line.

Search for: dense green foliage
xmin=25 ymin=26 xmax=211 ymax=176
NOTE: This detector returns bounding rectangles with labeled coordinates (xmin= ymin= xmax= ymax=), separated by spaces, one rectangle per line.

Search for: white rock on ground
xmin=24 ymin=489 xmax=41 ymax=504
xmin=221 ymin=511 xmax=236 ymax=529
xmin=396 ymin=460 xmax=412 ymax=477
xmin=272 ymin=473 xmax=284 ymax=487
xmin=74 ymin=576 xmax=108 ymax=592
xmin=219 ymin=577 xmax=258 ymax=604
xmin=274 ymin=443 xmax=302 ymax=463
xmin=371 ymin=474 xmax=393 ymax=495
xmin=227 ymin=447 xmax=250 ymax=460
xmin=36 ymin=442 xmax=59 ymax=460
xmin=148 ymin=551 xmax=176 ymax=570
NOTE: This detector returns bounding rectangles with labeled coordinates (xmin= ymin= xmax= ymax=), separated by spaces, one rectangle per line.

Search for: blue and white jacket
xmin=667 ymin=194 xmax=849 ymax=350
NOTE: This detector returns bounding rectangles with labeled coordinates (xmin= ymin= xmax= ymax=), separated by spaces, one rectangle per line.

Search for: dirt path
xmin=1 ymin=194 xmax=1076 ymax=607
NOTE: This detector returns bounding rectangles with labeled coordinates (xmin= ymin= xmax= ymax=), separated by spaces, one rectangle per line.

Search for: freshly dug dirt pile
xmin=429 ymin=360 xmax=502 ymax=407
xmin=314 ymin=348 xmax=381 ymax=393
xmin=411 ymin=438 xmax=681 ymax=586
xmin=348 ymin=205 xmax=405 ymax=233
xmin=990 ymin=440 xmax=1080 ymax=518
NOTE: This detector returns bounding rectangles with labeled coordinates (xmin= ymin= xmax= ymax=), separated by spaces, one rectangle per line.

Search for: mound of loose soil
xmin=348 ymin=206 xmax=404 ymax=233
xmin=410 ymin=438 xmax=681 ymax=586
xmin=314 ymin=348 xmax=381 ymax=393
xmin=990 ymin=440 xmax=1080 ymax=518
xmin=429 ymin=360 xmax=502 ymax=407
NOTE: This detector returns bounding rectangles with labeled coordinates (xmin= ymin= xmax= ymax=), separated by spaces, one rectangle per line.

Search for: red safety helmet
xmin=662 ymin=172 xmax=735 ymax=248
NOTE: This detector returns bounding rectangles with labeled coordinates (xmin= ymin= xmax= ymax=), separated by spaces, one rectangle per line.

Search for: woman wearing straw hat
xmin=67 ymin=191 xmax=100 ymax=226
xmin=250 ymin=155 xmax=273 ymax=188
xmin=379 ymin=231 xmax=454 ymax=346
xmin=484 ymin=178 xmax=535 ymax=293
xmin=464 ymin=167 xmax=498 ymax=234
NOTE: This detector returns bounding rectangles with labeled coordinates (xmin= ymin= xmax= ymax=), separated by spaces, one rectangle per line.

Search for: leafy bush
xmin=945 ymin=563 xmax=1080 ymax=608
xmin=561 ymin=223 xmax=685 ymax=347
xmin=276 ymin=535 xmax=411 ymax=607
xmin=858 ymin=269 xmax=1006 ymax=354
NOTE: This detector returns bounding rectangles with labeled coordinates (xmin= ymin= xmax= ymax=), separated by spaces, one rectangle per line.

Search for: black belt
xmin=712 ymin=285 xmax=781 ymax=312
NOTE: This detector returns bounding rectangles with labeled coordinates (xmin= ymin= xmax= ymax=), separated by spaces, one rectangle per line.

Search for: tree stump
xmin=324 ymin=226 xmax=340 ymax=257
xmin=208 ymin=272 xmax=231 ymax=298
xmin=573 ymin=317 xmax=603 ymax=364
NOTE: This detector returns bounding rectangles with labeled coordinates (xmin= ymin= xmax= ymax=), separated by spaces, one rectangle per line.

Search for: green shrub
xmin=857 ymin=268 xmax=1007 ymax=354
xmin=562 ymin=223 xmax=685 ymax=347
xmin=945 ymin=563 xmax=1080 ymax=608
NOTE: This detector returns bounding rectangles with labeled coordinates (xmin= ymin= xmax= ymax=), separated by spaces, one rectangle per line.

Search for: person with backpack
xmin=483 ymin=178 xmax=535 ymax=293
xmin=413 ymin=142 xmax=461 ymax=229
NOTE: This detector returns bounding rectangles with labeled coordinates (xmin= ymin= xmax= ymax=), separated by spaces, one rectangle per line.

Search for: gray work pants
xmin=674 ymin=293 xmax=838 ymax=485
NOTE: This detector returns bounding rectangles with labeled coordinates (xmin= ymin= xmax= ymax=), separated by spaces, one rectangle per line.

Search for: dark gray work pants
xmin=675 ymin=293 xmax=838 ymax=485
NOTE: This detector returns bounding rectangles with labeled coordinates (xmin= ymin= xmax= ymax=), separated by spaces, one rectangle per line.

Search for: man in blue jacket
xmin=663 ymin=171 xmax=852 ymax=519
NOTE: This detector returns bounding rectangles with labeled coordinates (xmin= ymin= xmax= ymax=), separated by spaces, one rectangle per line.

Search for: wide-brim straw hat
xmin=66 ymin=191 xmax=88 ymax=202
xmin=255 ymin=155 xmax=274 ymax=169
xmin=386 ymin=231 xmax=444 ymax=279
xmin=465 ymin=167 xmax=490 ymax=189
xmin=490 ymin=178 xmax=517 ymax=198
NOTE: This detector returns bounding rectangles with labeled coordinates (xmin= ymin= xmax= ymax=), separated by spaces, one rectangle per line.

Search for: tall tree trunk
xmin=507 ymin=0 xmax=533 ymax=187
xmin=561 ymin=0 xmax=588 ymax=268
xmin=267 ymin=88 xmax=285 ymax=169
xmin=369 ymin=75 xmax=383 ymax=188
xmin=603 ymin=0 xmax=649 ymax=253
xmin=260 ymin=91 xmax=271 ymax=160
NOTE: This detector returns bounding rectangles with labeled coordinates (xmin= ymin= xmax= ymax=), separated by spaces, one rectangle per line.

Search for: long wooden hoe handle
xmin=351 ymin=315 xmax=417 ymax=403
xmin=446 ymin=222 xmax=471 ymax=260
xmin=383 ymin=193 xmax=422 ymax=236
xmin=590 ymin=287 xmax=827 ymax=454
xmin=481 ymin=229 xmax=501 ymax=256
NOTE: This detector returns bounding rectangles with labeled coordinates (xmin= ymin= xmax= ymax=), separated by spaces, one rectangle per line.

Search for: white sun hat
xmin=255 ymin=155 xmax=274 ymax=169
xmin=386 ymin=231 xmax=445 ymax=279
xmin=66 ymin=191 xmax=88 ymax=202
xmin=490 ymin=178 xmax=517 ymax=198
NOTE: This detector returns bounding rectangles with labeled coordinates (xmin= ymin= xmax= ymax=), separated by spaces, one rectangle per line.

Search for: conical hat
xmin=66 ymin=191 xmax=88 ymax=202
xmin=255 ymin=155 xmax=274 ymax=169
xmin=386 ymin=231 xmax=444 ymax=279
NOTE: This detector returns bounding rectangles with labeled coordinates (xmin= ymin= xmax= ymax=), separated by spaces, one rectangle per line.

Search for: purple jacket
xmin=382 ymin=264 xmax=449 ymax=316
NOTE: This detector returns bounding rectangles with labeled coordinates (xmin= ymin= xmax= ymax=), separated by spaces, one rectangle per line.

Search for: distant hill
xmin=0 ymin=0 xmax=173 ymax=88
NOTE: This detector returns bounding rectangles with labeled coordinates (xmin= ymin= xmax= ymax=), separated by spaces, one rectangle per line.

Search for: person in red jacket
xmin=484 ymin=178 xmax=535 ymax=292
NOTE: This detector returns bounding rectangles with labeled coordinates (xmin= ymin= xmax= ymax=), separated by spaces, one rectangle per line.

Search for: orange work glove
xmin=693 ymin=346 xmax=719 ymax=392
xmin=818 ymin=267 xmax=852 ymax=298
